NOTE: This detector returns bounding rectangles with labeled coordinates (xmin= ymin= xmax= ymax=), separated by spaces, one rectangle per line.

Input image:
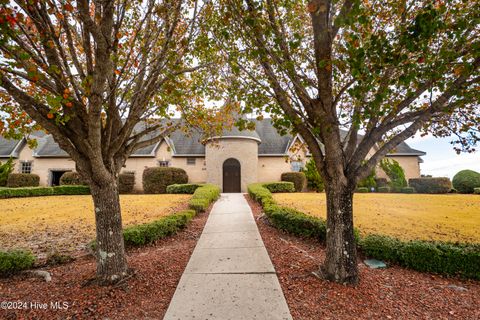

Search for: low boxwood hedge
xmin=167 ymin=183 xmax=202 ymax=194
xmin=0 ymin=250 xmax=36 ymax=276
xmin=0 ymin=185 xmax=90 ymax=198
xmin=263 ymin=181 xmax=295 ymax=193
xmin=123 ymin=210 xmax=196 ymax=246
xmin=401 ymin=187 xmax=415 ymax=194
xmin=408 ymin=177 xmax=451 ymax=194
xmin=248 ymin=182 xmax=480 ymax=280
xmin=188 ymin=184 xmax=221 ymax=212
xmin=356 ymin=187 xmax=369 ymax=193
xmin=7 ymin=173 xmax=40 ymax=188
xmin=474 ymin=187 xmax=480 ymax=195
xmin=377 ymin=186 xmax=390 ymax=193
xmin=359 ymin=235 xmax=480 ymax=280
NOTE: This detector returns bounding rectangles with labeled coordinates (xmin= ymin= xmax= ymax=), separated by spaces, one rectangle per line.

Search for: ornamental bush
xmin=356 ymin=187 xmax=369 ymax=193
xmin=401 ymin=187 xmax=415 ymax=194
xmin=380 ymin=159 xmax=407 ymax=192
xmin=375 ymin=178 xmax=388 ymax=188
xmin=263 ymin=181 xmax=295 ymax=193
xmin=474 ymin=188 xmax=480 ymax=195
xmin=281 ymin=172 xmax=306 ymax=192
xmin=188 ymin=184 xmax=220 ymax=212
xmin=0 ymin=158 xmax=14 ymax=187
xmin=59 ymin=172 xmax=86 ymax=185
xmin=142 ymin=167 xmax=188 ymax=194
xmin=6 ymin=173 xmax=40 ymax=188
xmin=452 ymin=170 xmax=480 ymax=194
xmin=408 ymin=177 xmax=452 ymax=194
xmin=377 ymin=186 xmax=390 ymax=193
xmin=166 ymin=183 xmax=202 ymax=194
xmin=302 ymin=158 xmax=324 ymax=192
xmin=118 ymin=172 xmax=135 ymax=194
xmin=0 ymin=250 xmax=36 ymax=276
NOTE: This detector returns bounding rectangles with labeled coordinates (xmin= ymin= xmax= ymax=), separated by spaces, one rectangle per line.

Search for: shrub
xmin=281 ymin=172 xmax=306 ymax=192
xmin=53 ymin=185 xmax=90 ymax=195
xmin=167 ymin=183 xmax=201 ymax=194
xmin=0 ymin=250 xmax=35 ymax=276
xmin=408 ymin=177 xmax=452 ymax=194
xmin=6 ymin=173 xmax=40 ymax=188
xmin=474 ymin=187 xmax=480 ymax=195
xmin=123 ymin=210 xmax=196 ymax=246
xmin=302 ymin=158 xmax=324 ymax=192
xmin=452 ymin=170 xmax=480 ymax=194
xmin=377 ymin=186 xmax=390 ymax=193
xmin=263 ymin=181 xmax=295 ymax=193
xmin=119 ymin=172 xmax=135 ymax=194
xmin=0 ymin=185 xmax=90 ymax=198
xmin=359 ymin=235 xmax=480 ymax=280
xmin=143 ymin=167 xmax=188 ymax=194
xmin=380 ymin=159 xmax=407 ymax=192
xmin=374 ymin=178 xmax=388 ymax=188
xmin=248 ymin=182 xmax=360 ymax=244
xmin=401 ymin=187 xmax=415 ymax=194
xmin=357 ymin=168 xmax=377 ymax=190
xmin=0 ymin=158 xmax=14 ymax=187
xmin=59 ymin=172 xmax=86 ymax=185
xmin=188 ymin=184 xmax=220 ymax=212
xmin=356 ymin=187 xmax=369 ymax=193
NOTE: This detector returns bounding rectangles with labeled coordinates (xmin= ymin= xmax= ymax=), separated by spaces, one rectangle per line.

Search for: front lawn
xmin=0 ymin=194 xmax=190 ymax=257
xmin=273 ymin=193 xmax=480 ymax=243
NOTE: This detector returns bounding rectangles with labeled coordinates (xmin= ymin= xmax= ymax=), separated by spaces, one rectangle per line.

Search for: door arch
xmin=223 ymin=158 xmax=241 ymax=193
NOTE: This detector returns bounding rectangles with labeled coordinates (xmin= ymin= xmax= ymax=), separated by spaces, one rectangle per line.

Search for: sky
xmin=407 ymin=134 xmax=480 ymax=178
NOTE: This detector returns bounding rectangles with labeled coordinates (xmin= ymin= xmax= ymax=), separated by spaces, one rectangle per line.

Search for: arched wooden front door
xmin=223 ymin=158 xmax=241 ymax=193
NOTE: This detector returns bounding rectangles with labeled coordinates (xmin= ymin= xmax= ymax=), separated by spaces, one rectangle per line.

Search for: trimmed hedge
xmin=408 ymin=177 xmax=452 ymax=194
xmin=356 ymin=187 xmax=369 ymax=193
xmin=188 ymin=184 xmax=221 ymax=212
xmin=0 ymin=250 xmax=36 ymax=276
xmin=248 ymin=182 xmax=480 ymax=280
xmin=377 ymin=186 xmax=390 ymax=193
xmin=401 ymin=187 xmax=415 ymax=194
xmin=7 ymin=173 xmax=40 ymax=188
xmin=360 ymin=235 xmax=480 ymax=280
xmin=0 ymin=185 xmax=90 ymax=198
xmin=452 ymin=170 xmax=480 ymax=194
xmin=143 ymin=167 xmax=188 ymax=194
xmin=119 ymin=172 xmax=135 ymax=194
xmin=60 ymin=172 xmax=86 ymax=185
xmin=263 ymin=181 xmax=295 ymax=193
xmin=474 ymin=187 xmax=480 ymax=195
xmin=167 ymin=183 xmax=202 ymax=194
xmin=123 ymin=210 xmax=196 ymax=246
xmin=375 ymin=178 xmax=388 ymax=188
xmin=281 ymin=172 xmax=306 ymax=192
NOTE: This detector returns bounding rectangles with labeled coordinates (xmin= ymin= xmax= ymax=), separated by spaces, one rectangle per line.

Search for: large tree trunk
xmin=90 ymin=179 xmax=128 ymax=284
xmin=321 ymin=182 xmax=358 ymax=285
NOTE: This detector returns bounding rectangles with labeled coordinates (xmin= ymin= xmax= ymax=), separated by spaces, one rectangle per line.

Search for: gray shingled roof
xmin=2 ymin=119 xmax=425 ymax=158
xmin=0 ymin=137 xmax=22 ymax=158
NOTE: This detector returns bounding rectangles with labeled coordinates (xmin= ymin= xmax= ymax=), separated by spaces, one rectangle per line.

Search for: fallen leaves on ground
xmin=273 ymin=193 xmax=480 ymax=243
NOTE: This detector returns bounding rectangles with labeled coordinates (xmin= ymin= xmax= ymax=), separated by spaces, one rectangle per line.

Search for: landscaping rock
xmin=364 ymin=259 xmax=387 ymax=269
xmin=447 ymin=284 xmax=468 ymax=292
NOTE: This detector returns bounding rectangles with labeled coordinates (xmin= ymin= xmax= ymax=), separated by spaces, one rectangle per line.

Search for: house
xmin=0 ymin=119 xmax=425 ymax=192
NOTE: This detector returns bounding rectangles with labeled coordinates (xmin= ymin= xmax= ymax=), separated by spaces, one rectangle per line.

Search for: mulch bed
xmin=245 ymin=195 xmax=480 ymax=320
xmin=0 ymin=206 xmax=211 ymax=320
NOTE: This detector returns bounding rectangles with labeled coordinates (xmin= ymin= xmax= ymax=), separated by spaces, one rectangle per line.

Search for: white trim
xmin=206 ymin=136 xmax=261 ymax=143
xmin=285 ymin=134 xmax=306 ymax=153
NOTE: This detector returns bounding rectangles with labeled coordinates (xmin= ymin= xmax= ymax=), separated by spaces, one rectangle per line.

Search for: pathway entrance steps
xmin=164 ymin=193 xmax=292 ymax=320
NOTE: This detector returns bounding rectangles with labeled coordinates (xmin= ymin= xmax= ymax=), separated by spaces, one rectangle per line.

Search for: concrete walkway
xmin=164 ymin=193 xmax=292 ymax=320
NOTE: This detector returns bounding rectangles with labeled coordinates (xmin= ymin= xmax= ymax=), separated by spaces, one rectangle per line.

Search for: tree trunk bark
xmin=90 ymin=180 xmax=128 ymax=284
xmin=321 ymin=182 xmax=359 ymax=285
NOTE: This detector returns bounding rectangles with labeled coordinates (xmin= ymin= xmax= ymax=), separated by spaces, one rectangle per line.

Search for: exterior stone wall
xmin=205 ymin=138 xmax=258 ymax=192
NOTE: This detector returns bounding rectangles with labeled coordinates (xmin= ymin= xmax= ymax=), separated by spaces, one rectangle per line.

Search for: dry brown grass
xmin=273 ymin=193 xmax=480 ymax=243
xmin=0 ymin=194 xmax=190 ymax=257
